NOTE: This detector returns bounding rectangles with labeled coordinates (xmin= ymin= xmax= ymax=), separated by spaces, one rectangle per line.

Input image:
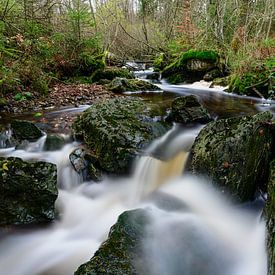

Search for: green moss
xmin=162 ymin=50 xmax=219 ymax=83
xmin=229 ymin=60 xmax=274 ymax=99
xmin=153 ymin=53 xmax=169 ymax=71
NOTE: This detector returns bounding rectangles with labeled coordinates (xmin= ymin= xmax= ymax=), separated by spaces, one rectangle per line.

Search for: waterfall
xmin=0 ymin=127 xmax=267 ymax=275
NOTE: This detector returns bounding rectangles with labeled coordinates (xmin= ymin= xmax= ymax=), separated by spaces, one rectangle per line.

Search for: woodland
xmin=0 ymin=0 xmax=274 ymax=103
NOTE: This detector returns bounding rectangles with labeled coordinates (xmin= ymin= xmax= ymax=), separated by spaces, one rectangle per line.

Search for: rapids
xmin=0 ymin=123 xmax=267 ymax=275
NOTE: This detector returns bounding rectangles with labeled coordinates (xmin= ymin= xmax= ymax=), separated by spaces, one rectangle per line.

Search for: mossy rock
xmin=189 ymin=111 xmax=273 ymax=201
xmin=153 ymin=52 xmax=170 ymax=72
xmin=167 ymin=95 xmax=212 ymax=124
xmin=74 ymin=209 xmax=150 ymax=275
xmin=266 ymin=160 xmax=275 ymax=275
xmin=162 ymin=50 xmax=220 ymax=84
xmin=11 ymin=120 xmax=43 ymax=142
xmin=107 ymin=78 xmax=161 ymax=93
xmin=91 ymin=67 xmax=134 ymax=82
xmin=0 ymin=157 xmax=58 ymax=225
xmin=72 ymin=98 xmax=168 ymax=174
xmin=43 ymin=134 xmax=66 ymax=151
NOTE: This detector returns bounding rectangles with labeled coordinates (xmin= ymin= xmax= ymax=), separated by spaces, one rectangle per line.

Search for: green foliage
xmin=229 ymin=59 xmax=274 ymax=99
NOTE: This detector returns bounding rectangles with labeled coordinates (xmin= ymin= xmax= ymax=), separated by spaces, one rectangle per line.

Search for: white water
xmin=0 ymin=126 xmax=267 ymax=275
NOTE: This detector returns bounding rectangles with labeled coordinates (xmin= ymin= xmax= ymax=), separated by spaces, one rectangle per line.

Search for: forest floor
xmin=1 ymin=83 xmax=116 ymax=114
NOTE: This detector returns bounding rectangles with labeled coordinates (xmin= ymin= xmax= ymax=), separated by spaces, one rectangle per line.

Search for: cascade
xmin=0 ymin=125 xmax=267 ymax=275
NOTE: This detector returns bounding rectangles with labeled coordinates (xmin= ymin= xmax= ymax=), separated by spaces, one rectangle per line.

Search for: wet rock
xmin=91 ymin=67 xmax=134 ymax=82
xmin=146 ymin=72 xmax=160 ymax=80
xmin=203 ymin=69 xmax=223 ymax=81
xmin=266 ymin=160 xmax=275 ymax=275
xmin=189 ymin=111 xmax=273 ymax=201
xmin=72 ymin=97 xmax=168 ymax=174
xmin=162 ymin=50 xmax=220 ymax=84
xmin=69 ymin=148 xmax=103 ymax=182
xmin=75 ymin=209 xmax=150 ymax=275
xmin=167 ymin=95 xmax=212 ymax=124
xmin=0 ymin=157 xmax=58 ymax=225
xmin=107 ymin=77 xmax=161 ymax=93
xmin=44 ymin=134 xmax=66 ymax=151
xmin=0 ymin=127 xmax=14 ymax=148
xmin=11 ymin=120 xmax=43 ymax=142
xmin=210 ymin=76 xmax=230 ymax=87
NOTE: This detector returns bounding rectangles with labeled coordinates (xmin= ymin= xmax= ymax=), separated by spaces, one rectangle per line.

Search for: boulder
xmin=167 ymin=95 xmax=212 ymax=124
xmin=91 ymin=67 xmax=134 ymax=82
xmin=11 ymin=120 xmax=43 ymax=142
xmin=210 ymin=76 xmax=230 ymax=88
xmin=0 ymin=157 xmax=58 ymax=225
xmin=189 ymin=111 xmax=273 ymax=201
xmin=203 ymin=69 xmax=223 ymax=81
xmin=43 ymin=134 xmax=66 ymax=151
xmin=266 ymin=160 xmax=275 ymax=275
xmin=107 ymin=78 xmax=161 ymax=93
xmin=162 ymin=50 xmax=221 ymax=84
xmin=72 ymin=98 xmax=168 ymax=174
xmin=75 ymin=209 xmax=149 ymax=275
xmin=69 ymin=148 xmax=103 ymax=182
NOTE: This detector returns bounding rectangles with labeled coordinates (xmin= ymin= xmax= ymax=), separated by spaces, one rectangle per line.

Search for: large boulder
xmin=75 ymin=209 xmax=149 ymax=275
xmin=11 ymin=120 xmax=43 ymax=142
xmin=0 ymin=157 xmax=58 ymax=225
xmin=266 ymin=160 xmax=275 ymax=275
xmin=167 ymin=95 xmax=212 ymax=124
xmin=189 ymin=111 xmax=273 ymax=201
xmin=72 ymin=98 xmax=168 ymax=174
xmin=107 ymin=78 xmax=161 ymax=93
xmin=162 ymin=50 xmax=222 ymax=84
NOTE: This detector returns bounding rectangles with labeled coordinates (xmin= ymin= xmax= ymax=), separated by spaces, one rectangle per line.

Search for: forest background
xmin=0 ymin=0 xmax=274 ymax=101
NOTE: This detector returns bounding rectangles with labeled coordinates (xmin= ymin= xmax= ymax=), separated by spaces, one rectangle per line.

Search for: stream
xmin=0 ymin=69 xmax=274 ymax=275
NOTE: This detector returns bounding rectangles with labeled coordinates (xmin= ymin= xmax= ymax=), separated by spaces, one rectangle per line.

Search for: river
xmin=0 ymin=70 xmax=274 ymax=275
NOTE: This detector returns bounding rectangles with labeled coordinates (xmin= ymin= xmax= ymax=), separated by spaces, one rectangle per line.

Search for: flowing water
xmin=0 ymin=124 xmax=267 ymax=275
xmin=0 ymin=72 xmax=274 ymax=275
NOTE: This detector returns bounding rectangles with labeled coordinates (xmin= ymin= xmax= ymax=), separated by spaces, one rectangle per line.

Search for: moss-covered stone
xmin=266 ymin=160 xmax=275 ymax=275
xmin=162 ymin=50 xmax=220 ymax=84
xmin=72 ymin=98 xmax=168 ymax=174
xmin=43 ymin=134 xmax=66 ymax=151
xmin=91 ymin=67 xmax=134 ymax=82
xmin=167 ymin=95 xmax=212 ymax=124
xmin=11 ymin=120 xmax=43 ymax=141
xmin=74 ymin=209 xmax=149 ymax=275
xmin=107 ymin=78 xmax=161 ymax=93
xmin=189 ymin=111 xmax=273 ymax=201
xmin=0 ymin=157 xmax=58 ymax=225
xmin=153 ymin=52 xmax=170 ymax=72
